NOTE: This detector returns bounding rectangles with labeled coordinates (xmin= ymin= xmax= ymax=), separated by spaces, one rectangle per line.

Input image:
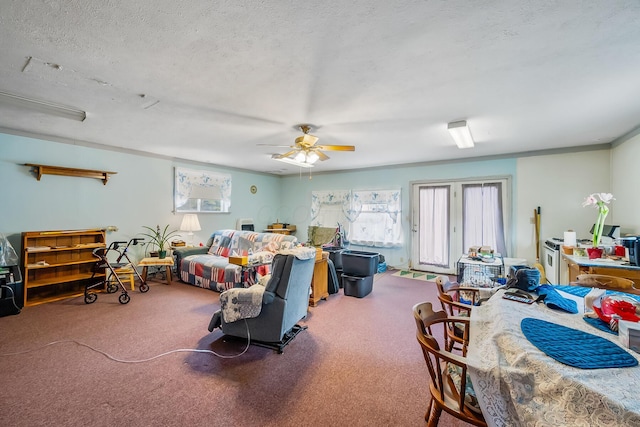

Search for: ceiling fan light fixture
xmin=447 ymin=120 xmax=474 ymax=149
xmin=271 ymin=154 xmax=314 ymax=168
xmin=0 ymin=90 xmax=86 ymax=122
xmin=294 ymin=151 xmax=306 ymax=162
xmin=306 ymin=151 xmax=320 ymax=164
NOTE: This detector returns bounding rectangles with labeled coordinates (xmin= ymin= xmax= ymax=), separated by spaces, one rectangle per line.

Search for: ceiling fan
xmin=269 ymin=124 xmax=355 ymax=166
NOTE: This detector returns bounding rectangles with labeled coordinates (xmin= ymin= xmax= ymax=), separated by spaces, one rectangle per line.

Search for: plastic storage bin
xmin=342 ymin=250 xmax=380 ymax=276
xmin=343 ymin=274 xmax=373 ymax=298
xmin=323 ymin=246 xmax=345 ymax=269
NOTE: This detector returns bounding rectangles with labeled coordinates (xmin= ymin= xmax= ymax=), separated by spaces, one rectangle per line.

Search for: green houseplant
xmin=141 ymin=224 xmax=180 ymax=259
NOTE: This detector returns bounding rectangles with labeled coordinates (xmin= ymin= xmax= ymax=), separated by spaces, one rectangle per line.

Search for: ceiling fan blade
xmin=257 ymin=144 xmax=293 ymax=148
xmin=295 ymin=134 xmax=319 ymax=147
xmin=315 ymin=144 xmax=355 ymax=151
xmin=315 ymin=150 xmax=330 ymax=161
xmin=275 ymin=150 xmax=299 ymax=159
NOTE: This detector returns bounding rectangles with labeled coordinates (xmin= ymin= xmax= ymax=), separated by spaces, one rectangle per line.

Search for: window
xmin=311 ymin=189 xmax=402 ymax=247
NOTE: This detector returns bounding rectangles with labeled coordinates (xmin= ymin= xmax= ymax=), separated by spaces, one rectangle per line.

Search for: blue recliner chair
xmin=208 ymin=250 xmax=316 ymax=353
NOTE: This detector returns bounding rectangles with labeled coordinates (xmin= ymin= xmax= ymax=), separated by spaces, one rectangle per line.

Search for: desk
xmin=467 ymin=288 xmax=640 ymax=426
xmin=138 ymin=257 xmax=174 ymax=285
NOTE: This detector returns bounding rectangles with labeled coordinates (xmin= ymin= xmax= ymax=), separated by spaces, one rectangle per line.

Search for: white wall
xmin=3 ymin=130 xmax=622 ymax=270
xmin=280 ymin=149 xmax=611 ymax=268
xmin=0 ymin=132 xmax=283 ymax=260
xmin=515 ymin=149 xmax=611 ymax=262
xmin=612 ymin=131 xmax=640 ymax=236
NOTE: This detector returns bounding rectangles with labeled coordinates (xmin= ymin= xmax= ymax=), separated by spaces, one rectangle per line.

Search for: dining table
xmin=466 ymin=285 xmax=640 ymax=427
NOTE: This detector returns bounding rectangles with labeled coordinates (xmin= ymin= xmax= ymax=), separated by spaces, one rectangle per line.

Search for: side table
xmin=309 ymin=257 xmax=329 ymax=306
xmin=138 ymin=257 xmax=174 ymax=285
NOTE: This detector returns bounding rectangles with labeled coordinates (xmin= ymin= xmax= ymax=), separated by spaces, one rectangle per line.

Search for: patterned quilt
xmin=219 ymin=284 xmax=265 ymax=323
xmin=178 ymin=229 xmax=297 ymax=292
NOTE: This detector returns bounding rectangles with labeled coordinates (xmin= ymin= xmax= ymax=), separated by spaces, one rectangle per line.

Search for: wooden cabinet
xmin=565 ymin=254 xmax=640 ymax=292
xmin=21 ymin=229 xmax=106 ymax=306
xmin=309 ymin=257 xmax=329 ymax=307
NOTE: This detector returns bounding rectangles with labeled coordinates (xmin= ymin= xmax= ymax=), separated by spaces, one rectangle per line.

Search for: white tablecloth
xmin=467 ymin=289 xmax=640 ymax=427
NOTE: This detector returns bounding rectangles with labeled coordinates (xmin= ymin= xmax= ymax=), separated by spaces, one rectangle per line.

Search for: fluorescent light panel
xmin=271 ymin=154 xmax=314 ymax=168
xmin=0 ymin=90 xmax=86 ymax=122
xmin=447 ymin=120 xmax=474 ymax=149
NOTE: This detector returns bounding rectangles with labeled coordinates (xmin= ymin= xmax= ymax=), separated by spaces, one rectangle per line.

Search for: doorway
xmin=410 ymin=177 xmax=510 ymax=274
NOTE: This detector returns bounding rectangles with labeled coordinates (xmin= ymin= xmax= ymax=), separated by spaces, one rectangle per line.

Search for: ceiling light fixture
xmin=271 ymin=154 xmax=314 ymax=168
xmin=306 ymin=151 xmax=320 ymax=164
xmin=447 ymin=120 xmax=474 ymax=149
xmin=0 ymin=90 xmax=86 ymax=122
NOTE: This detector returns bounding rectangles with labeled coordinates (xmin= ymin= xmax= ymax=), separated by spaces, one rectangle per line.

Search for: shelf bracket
xmin=25 ymin=164 xmax=117 ymax=185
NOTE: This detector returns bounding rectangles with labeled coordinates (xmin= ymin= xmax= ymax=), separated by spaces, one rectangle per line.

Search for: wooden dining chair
xmin=434 ymin=276 xmax=481 ymax=317
xmin=413 ymin=305 xmax=486 ymax=427
xmin=575 ymin=274 xmax=639 ymax=294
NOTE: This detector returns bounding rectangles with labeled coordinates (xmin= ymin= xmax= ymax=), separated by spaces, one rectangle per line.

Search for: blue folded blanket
xmin=535 ymin=284 xmax=578 ymax=314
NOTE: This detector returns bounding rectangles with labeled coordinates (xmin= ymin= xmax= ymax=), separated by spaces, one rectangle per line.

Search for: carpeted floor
xmin=0 ymin=270 xmax=472 ymax=427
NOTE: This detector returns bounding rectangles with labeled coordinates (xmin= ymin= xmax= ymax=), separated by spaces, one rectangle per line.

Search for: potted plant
xmin=141 ymin=224 xmax=180 ymax=259
xmin=582 ymin=192 xmax=614 ymax=259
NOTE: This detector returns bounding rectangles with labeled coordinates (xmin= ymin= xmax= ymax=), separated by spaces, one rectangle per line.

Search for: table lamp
xmin=180 ymin=214 xmax=201 ymax=246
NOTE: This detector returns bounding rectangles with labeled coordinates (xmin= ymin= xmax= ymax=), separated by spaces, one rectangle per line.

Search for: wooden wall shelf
xmin=25 ymin=163 xmax=117 ymax=185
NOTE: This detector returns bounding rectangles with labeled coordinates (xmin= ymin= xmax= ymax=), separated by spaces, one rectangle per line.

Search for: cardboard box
xmin=229 ymin=256 xmax=248 ymax=266
xmin=618 ymin=320 xmax=640 ymax=353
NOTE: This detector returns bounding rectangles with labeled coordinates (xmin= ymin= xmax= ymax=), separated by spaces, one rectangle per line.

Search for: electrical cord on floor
xmin=0 ymin=320 xmax=251 ymax=361
xmin=0 ymin=284 xmax=21 ymax=314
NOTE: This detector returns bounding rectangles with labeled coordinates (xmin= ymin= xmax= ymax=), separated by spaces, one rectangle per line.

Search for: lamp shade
xmin=180 ymin=214 xmax=201 ymax=233
xmin=447 ymin=120 xmax=475 ymax=149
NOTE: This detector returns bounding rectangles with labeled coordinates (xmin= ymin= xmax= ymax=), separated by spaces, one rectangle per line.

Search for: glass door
xmin=411 ymin=183 xmax=457 ymax=274
xmin=411 ymin=177 xmax=510 ymax=274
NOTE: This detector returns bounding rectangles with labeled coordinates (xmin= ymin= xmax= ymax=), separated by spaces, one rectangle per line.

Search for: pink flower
xmin=582 ymin=193 xmax=614 ymax=208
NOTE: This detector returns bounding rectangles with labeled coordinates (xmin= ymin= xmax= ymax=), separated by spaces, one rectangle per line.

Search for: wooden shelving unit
xmin=21 ymin=229 xmax=106 ymax=306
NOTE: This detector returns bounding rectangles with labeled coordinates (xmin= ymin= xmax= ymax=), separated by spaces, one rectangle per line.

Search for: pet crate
xmin=456 ymin=255 xmax=505 ymax=287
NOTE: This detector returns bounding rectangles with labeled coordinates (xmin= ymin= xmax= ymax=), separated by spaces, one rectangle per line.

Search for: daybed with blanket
xmin=174 ymin=229 xmax=298 ymax=292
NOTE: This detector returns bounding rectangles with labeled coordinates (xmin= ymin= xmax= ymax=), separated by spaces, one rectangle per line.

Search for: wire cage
xmin=456 ymin=255 xmax=505 ymax=287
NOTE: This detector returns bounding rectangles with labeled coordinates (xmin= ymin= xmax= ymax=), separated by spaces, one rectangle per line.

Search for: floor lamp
xmin=180 ymin=214 xmax=201 ymax=247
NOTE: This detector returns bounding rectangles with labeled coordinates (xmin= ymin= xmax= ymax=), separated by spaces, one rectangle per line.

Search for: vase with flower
xmin=582 ymin=192 xmax=614 ymax=259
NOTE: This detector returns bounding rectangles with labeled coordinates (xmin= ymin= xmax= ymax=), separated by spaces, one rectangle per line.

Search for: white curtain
xmin=311 ymin=189 xmax=402 ymax=247
xmin=463 ymin=183 xmax=506 ymax=255
xmin=419 ymin=186 xmax=449 ymax=267
xmin=310 ymin=190 xmax=350 ymax=226
xmin=348 ymin=189 xmax=402 ymax=247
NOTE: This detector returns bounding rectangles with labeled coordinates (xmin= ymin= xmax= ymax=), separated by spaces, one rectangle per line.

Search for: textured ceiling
xmin=1 ymin=1 xmax=640 ymax=174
